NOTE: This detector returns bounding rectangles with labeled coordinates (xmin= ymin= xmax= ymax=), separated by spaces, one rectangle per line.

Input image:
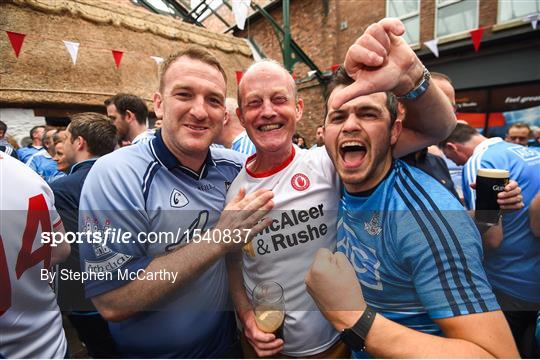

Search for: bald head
xmin=238 ymin=59 xmax=297 ymax=110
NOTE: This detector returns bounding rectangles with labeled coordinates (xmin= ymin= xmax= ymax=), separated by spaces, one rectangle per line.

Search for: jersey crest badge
xmin=291 ymin=173 xmax=310 ymax=191
xmin=364 ymin=212 xmax=382 ymax=236
xmin=170 ymin=188 xmax=189 ymax=208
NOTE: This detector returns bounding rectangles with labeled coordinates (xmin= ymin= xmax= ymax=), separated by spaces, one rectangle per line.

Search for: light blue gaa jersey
xmin=462 ymin=138 xmax=540 ymax=303
xmin=231 ymin=130 xmax=256 ymax=156
xmin=337 ymin=161 xmax=499 ymax=357
xmin=78 ymin=131 xmax=246 ymax=358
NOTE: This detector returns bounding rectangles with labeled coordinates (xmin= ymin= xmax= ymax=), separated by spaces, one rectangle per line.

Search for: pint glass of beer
xmin=475 ymin=168 xmax=509 ymax=225
xmin=252 ymin=281 xmax=285 ymax=339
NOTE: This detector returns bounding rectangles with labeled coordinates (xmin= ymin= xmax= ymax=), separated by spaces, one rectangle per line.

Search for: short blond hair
xmin=159 ymin=47 xmax=227 ymax=92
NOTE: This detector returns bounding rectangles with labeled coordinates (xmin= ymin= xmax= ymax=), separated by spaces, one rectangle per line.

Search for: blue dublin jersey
xmin=78 ymin=131 xmax=246 ymax=358
xmin=338 ymin=161 xmax=499 ymax=356
xmin=463 ymin=138 xmax=540 ymax=303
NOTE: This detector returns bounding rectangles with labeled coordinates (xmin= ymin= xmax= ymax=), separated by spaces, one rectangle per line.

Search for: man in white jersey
xmin=0 ymin=153 xmax=70 ymax=358
xmin=226 ymin=18 xmax=459 ymax=357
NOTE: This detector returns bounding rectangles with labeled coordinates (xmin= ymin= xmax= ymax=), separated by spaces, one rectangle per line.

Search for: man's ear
xmin=75 ymin=136 xmax=86 ymax=152
xmin=295 ymin=97 xmax=304 ymax=123
xmin=236 ymin=107 xmax=246 ymax=129
xmin=223 ymin=111 xmax=230 ymax=127
xmin=390 ymin=120 xmax=402 ymax=146
xmin=153 ymin=92 xmax=163 ymax=119
xmin=125 ymin=110 xmax=136 ymax=124
xmin=444 ymin=142 xmax=458 ymax=154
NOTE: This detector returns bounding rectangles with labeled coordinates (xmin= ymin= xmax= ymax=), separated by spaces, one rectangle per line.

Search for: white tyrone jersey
xmin=226 ymin=146 xmax=340 ymax=356
xmin=0 ymin=154 xmax=67 ymax=358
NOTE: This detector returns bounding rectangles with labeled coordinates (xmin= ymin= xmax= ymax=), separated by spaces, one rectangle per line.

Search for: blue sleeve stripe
xmin=142 ymin=161 xmax=161 ymax=206
xmin=394 ymin=183 xmax=461 ymax=317
xmin=397 ymin=174 xmax=480 ymax=314
xmin=401 ymin=167 xmax=489 ymax=312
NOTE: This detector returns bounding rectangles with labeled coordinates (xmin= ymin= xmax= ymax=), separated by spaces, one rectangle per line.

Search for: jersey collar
xmin=245 ymin=145 xmax=295 ymax=178
xmin=150 ymin=130 xmax=214 ymax=180
xmin=69 ymin=158 xmax=97 ymax=175
xmin=473 ymin=137 xmax=503 ymax=155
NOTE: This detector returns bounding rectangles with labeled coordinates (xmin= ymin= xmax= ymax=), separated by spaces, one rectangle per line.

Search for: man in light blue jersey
xmin=17 ymin=125 xmax=45 ymax=163
xmin=305 ymin=61 xmax=518 ymax=356
xmin=105 ymin=93 xmax=154 ymax=145
xmin=78 ymin=47 xmax=273 ymax=358
xmin=441 ymin=123 xmax=540 ymax=357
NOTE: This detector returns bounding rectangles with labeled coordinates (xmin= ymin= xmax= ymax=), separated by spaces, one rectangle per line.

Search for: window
xmin=387 ymin=0 xmax=420 ymax=45
xmin=190 ymin=0 xmax=224 ymax=21
xmin=436 ymin=0 xmax=478 ymax=38
xmin=498 ymin=0 xmax=540 ymax=23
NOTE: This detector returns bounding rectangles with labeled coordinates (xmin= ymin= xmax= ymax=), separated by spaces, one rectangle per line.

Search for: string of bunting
xmin=423 ymin=14 xmax=539 ymax=58
xmin=3 ymin=29 xmax=166 ymax=69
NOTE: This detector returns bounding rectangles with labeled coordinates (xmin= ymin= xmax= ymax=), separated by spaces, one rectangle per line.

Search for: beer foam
xmin=477 ymin=168 xmax=509 ymax=178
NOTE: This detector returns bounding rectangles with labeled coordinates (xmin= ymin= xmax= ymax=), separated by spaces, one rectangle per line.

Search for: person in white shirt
xmin=0 ymin=153 xmax=70 ymax=358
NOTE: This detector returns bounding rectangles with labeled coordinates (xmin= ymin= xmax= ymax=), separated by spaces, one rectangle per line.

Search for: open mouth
xmin=258 ymin=124 xmax=283 ymax=132
xmin=339 ymin=141 xmax=367 ymax=168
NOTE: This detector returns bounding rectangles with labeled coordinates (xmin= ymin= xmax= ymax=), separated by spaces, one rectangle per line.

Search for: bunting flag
xmin=330 ymin=64 xmax=340 ymax=73
xmin=232 ymin=0 xmax=251 ymax=30
xmin=63 ymin=40 xmax=80 ymax=65
xmin=523 ymin=13 xmax=540 ymax=30
xmin=424 ymin=38 xmax=439 ymax=58
xmin=6 ymin=31 xmax=26 ymax=58
xmin=111 ymin=49 xmax=124 ymax=69
xmin=469 ymin=27 xmax=485 ymax=52
xmin=150 ymin=56 xmax=164 ymax=65
xmin=235 ymin=71 xmax=243 ymax=85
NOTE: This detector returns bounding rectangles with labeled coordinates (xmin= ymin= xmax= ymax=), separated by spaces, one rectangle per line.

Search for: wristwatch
xmin=396 ymin=67 xmax=431 ymax=101
xmin=340 ymin=306 xmax=377 ymax=351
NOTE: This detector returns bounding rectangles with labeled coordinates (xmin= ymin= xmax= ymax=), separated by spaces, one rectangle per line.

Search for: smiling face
xmin=154 ymin=56 xmax=226 ymax=169
xmin=324 ymin=88 xmax=401 ymax=193
xmin=238 ymin=62 xmax=303 ymax=161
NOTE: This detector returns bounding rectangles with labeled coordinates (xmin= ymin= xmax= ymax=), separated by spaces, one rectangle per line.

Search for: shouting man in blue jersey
xmin=305 ymin=21 xmax=519 ymax=358
xmin=79 ymin=47 xmax=274 ymax=358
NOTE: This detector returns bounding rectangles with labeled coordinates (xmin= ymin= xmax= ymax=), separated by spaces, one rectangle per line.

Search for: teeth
xmin=260 ymin=124 xmax=281 ymax=131
xmin=187 ymin=125 xmax=205 ymax=130
xmin=341 ymin=141 xmax=364 ymax=149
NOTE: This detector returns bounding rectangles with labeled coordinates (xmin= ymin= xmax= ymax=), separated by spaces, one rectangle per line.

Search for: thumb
xmin=378 ymin=18 xmax=405 ymax=37
xmin=232 ymin=187 xmax=246 ymax=203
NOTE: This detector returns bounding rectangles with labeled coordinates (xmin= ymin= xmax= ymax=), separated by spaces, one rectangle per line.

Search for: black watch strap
xmin=341 ymin=306 xmax=377 ymax=351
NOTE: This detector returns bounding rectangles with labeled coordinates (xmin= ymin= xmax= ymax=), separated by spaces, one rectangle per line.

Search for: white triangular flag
xmin=151 ymin=56 xmax=164 ymax=65
xmin=232 ymin=0 xmax=250 ymax=30
xmin=63 ymin=40 xmax=79 ymax=65
xmin=523 ymin=13 xmax=540 ymax=29
xmin=424 ymin=39 xmax=439 ymax=58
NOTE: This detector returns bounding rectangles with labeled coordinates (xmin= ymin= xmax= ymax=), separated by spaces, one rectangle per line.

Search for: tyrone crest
xmin=364 ymin=212 xmax=382 ymax=236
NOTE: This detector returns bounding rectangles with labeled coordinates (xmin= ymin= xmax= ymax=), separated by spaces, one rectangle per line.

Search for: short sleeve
xmin=78 ymin=155 xmax=153 ymax=298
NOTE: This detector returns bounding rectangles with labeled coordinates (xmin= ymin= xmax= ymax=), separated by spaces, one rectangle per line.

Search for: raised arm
xmin=333 ymin=18 xmax=456 ymax=157
xmin=91 ymin=188 xmax=274 ymax=322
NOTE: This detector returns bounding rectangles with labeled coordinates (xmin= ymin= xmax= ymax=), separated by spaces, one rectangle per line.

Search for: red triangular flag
xmin=6 ymin=31 xmax=26 ymax=58
xmin=235 ymin=71 xmax=243 ymax=85
xmin=111 ymin=50 xmax=123 ymax=69
xmin=470 ymin=28 xmax=485 ymax=52
xmin=331 ymin=64 xmax=340 ymax=73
